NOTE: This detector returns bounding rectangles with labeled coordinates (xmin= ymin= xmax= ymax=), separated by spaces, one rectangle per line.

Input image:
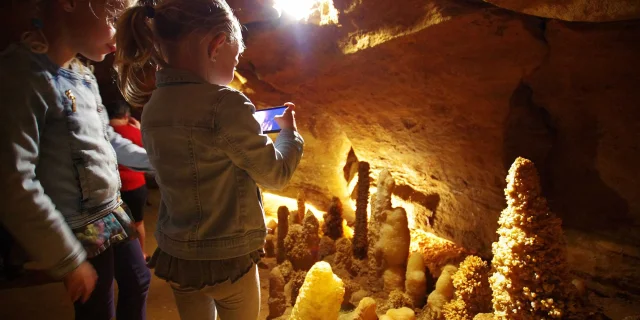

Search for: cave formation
xmin=84 ymin=0 xmax=640 ymax=319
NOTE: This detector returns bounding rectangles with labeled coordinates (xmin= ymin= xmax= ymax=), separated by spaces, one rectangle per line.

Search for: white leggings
xmin=171 ymin=264 xmax=260 ymax=320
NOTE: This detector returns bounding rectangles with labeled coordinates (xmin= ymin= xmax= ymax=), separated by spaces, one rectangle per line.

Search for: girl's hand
xmin=63 ymin=261 xmax=98 ymax=303
xmin=274 ymin=102 xmax=298 ymax=132
xmin=128 ymin=117 xmax=141 ymax=129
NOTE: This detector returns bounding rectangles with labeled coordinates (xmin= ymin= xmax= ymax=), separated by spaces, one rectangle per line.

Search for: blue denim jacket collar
xmin=156 ymin=68 xmax=208 ymax=88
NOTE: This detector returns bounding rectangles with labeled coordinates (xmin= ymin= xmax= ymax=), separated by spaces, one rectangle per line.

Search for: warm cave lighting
xmin=273 ymin=0 xmax=317 ymax=20
xmin=272 ymin=0 xmax=338 ymax=24
xmin=262 ymin=192 xmax=324 ymax=221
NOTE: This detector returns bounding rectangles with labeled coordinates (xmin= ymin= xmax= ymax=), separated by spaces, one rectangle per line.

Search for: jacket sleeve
xmin=106 ymin=122 xmax=153 ymax=172
xmin=0 ymin=71 xmax=86 ymax=280
xmin=216 ymin=90 xmax=304 ymax=190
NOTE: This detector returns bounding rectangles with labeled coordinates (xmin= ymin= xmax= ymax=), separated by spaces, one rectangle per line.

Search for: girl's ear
xmin=58 ymin=0 xmax=77 ymax=12
xmin=207 ymin=33 xmax=227 ymax=62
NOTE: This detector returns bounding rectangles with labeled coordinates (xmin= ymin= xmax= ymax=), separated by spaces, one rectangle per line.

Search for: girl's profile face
xmin=66 ymin=0 xmax=127 ymax=62
xmin=210 ymin=39 xmax=242 ymax=86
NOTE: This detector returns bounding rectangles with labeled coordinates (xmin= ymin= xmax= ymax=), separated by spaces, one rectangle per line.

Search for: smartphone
xmin=254 ymin=106 xmax=287 ymax=134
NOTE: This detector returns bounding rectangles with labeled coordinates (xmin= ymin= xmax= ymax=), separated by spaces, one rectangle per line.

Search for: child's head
xmin=115 ymin=0 xmax=244 ymax=107
xmin=105 ymin=99 xmax=131 ymax=120
xmin=35 ymin=0 xmax=135 ymax=62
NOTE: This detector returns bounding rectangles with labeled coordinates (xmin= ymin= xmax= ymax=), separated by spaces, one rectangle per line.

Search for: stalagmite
xmin=368 ymin=169 xmax=395 ymax=290
xmin=277 ymin=206 xmax=289 ymax=264
xmin=338 ymin=297 xmax=377 ymax=320
xmin=319 ymin=235 xmax=337 ymax=259
xmin=265 ymin=233 xmax=276 ymax=257
xmin=424 ymin=264 xmax=458 ymax=320
xmin=290 ymin=261 xmax=345 ymax=320
xmin=380 ymin=307 xmax=416 ymax=320
xmin=353 ymin=161 xmax=370 ymax=259
xmin=289 ymin=270 xmax=307 ymax=305
xmin=303 ymin=211 xmax=321 ymax=263
xmin=324 ymin=197 xmax=345 ymax=240
xmin=380 ymin=289 xmax=414 ymax=314
xmin=378 ymin=207 xmax=411 ymax=292
xmin=297 ymin=191 xmax=306 ymax=223
xmin=406 ymin=252 xmax=427 ymax=308
xmin=334 ymin=237 xmax=354 ymax=277
xmin=490 ymin=157 xmax=584 ymax=319
xmin=285 ymin=224 xmax=314 ymax=270
xmin=268 ymin=266 xmax=287 ymax=319
xmin=443 ymin=256 xmax=492 ymax=320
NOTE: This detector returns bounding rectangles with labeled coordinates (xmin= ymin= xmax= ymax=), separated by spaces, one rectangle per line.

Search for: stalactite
xmin=353 ymin=161 xmax=370 ymax=260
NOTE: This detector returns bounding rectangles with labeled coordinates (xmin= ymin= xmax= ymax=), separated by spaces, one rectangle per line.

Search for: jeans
xmin=74 ymin=240 xmax=151 ymax=320
xmin=171 ymin=264 xmax=260 ymax=320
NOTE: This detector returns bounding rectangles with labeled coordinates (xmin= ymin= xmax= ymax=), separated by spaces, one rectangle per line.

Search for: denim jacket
xmin=142 ymin=68 xmax=304 ymax=260
xmin=0 ymin=44 xmax=152 ymax=278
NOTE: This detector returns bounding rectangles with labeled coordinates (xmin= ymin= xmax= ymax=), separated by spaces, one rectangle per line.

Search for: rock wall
xmin=229 ymin=0 xmax=640 ymax=316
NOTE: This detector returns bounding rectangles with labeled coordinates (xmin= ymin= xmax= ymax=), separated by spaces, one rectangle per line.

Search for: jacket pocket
xmin=73 ymin=158 xmax=91 ymax=202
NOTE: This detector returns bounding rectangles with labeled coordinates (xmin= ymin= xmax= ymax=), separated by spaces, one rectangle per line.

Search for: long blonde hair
xmin=114 ymin=0 xmax=244 ymax=107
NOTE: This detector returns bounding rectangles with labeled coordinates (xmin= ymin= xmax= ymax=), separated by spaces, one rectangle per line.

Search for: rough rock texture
xmin=265 ymin=234 xmax=276 ymax=257
xmin=303 ymin=211 xmax=321 ymax=263
xmin=324 ymin=197 xmax=345 ymax=240
xmin=443 ymin=256 xmax=492 ymax=319
xmin=226 ymin=2 xmax=640 ymax=316
xmin=268 ymin=267 xmax=287 ymax=319
xmin=290 ymin=261 xmax=345 ymax=320
xmin=482 ymin=0 xmax=640 ymax=22
xmin=473 ymin=314 xmax=495 ymax=320
xmin=285 ymin=224 xmax=315 ymax=271
xmin=319 ymin=236 xmax=337 ymax=260
xmin=289 ymin=270 xmax=307 ymax=306
xmin=380 ymin=290 xmax=415 ymax=315
xmin=334 ymin=237 xmax=355 ymax=278
xmin=490 ymin=157 xmax=584 ymax=319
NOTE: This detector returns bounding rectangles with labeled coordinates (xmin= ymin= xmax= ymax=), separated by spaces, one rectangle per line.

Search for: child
xmin=107 ymin=100 xmax=149 ymax=261
xmin=115 ymin=0 xmax=304 ymax=319
xmin=0 ymin=0 xmax=152 ymax=319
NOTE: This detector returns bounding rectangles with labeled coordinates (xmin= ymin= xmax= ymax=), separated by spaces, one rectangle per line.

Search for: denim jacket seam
xmin=215 ymin=91 xmax=267 ymax=179
xmin=187 ymin=131 xmax=202 ymax=240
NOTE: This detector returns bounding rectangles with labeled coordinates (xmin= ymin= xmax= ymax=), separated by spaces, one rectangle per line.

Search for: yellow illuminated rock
xmin=443 ymin=256 xmax=492 ymax=319
xmin=290 ymin=261 xmax=345 ymax=320
xmin=490 ymin=157 xmax=584 ymax=319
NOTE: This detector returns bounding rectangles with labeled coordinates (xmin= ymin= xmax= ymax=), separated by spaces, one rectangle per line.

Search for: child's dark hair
xmin=105 ymin=100 xmax=131 ymax=120
xmin=114 ymin=0 xmax=244 ymax=107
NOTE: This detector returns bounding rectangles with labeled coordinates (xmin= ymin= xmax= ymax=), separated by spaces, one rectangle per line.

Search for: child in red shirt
xmin=107 ymin=100 xmax=148 ymax=260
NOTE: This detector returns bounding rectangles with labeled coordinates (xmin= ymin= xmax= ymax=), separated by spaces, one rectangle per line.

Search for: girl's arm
xmin=106 ymin=121 xmax=153 ymax=172
xmin=0 ymin=73 xmax=86 ymax=280
xmin=216 ymin=91 xmax=304 ymax=190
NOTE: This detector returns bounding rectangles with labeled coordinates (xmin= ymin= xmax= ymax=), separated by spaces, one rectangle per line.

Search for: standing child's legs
xmin=74 ymin=247 xmax=116 ymax=320
xmin=171 ymin=264 xmax=260 ymax=320
xmin=113 ymin=239 xmax=151 ymax=320
xmin=120 ymin=185 xmax=148 ymax=259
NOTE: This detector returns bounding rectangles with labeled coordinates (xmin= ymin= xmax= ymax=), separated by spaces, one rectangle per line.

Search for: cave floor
xmin=0 ymin=188 xmax=273 ymax=320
